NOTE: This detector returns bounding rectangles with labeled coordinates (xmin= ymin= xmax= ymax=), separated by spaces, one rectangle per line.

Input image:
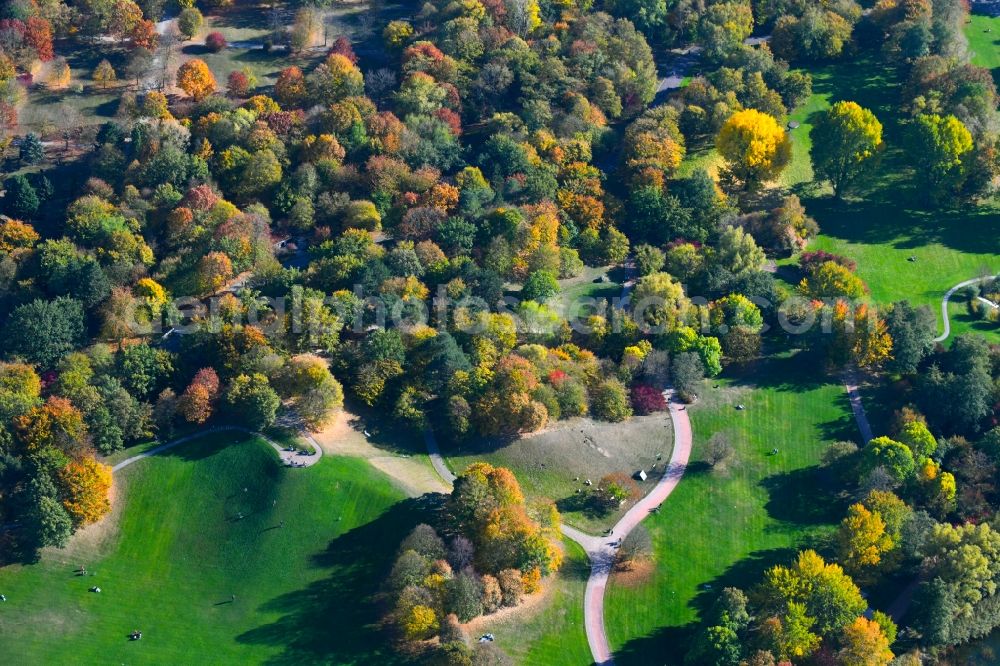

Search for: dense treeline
xmin=0 ymin=0 xmax=997 ymax=658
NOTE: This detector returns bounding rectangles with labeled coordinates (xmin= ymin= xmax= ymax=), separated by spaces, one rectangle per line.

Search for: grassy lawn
xmin=778 ymin=55 xmax=1000 ymax=339
xmin=444 ymin=412 xmax=674 ymax=534
xmin=555 ymin=264 xmax=625 ymax=319
xmin=475 ymin=539 xmax=591 ymax=666
xmin=0 ymin=431 xmax=421 ymax=664
xmin=967 ymin=14 xmax=1000 ymax=85
xmin=603 ymin=350 xmax=854 ymax=665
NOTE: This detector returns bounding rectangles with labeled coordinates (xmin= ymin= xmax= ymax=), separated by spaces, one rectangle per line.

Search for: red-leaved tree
xmin=631 ymin=384 xmax=667 ymax=415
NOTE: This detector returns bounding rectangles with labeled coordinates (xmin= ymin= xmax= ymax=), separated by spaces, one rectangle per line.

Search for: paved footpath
xmin=935 ymin=275 xmax=998 ymax=342
xmin=422 ymin=390 xmax=692 ymax=665
xmin=571 ymin=391 xmax=693 ymax=665
xmin=111 ymin=425 xmax=322 ymax=472
xmin=842 ymin=371 xmax=874 ymax=444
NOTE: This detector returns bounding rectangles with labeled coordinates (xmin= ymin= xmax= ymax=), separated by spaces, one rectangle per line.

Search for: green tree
xmin=861 ymin=436 xmax=916 ymax=483
xmin=811 ymin=101 xmax=883 ymax=198
xmin=177 ymin=7 xmax=203 ymax=40
xmin=698 ymin=2 xmax=754 ymax=62
xmin=885 ymin=301 xmax=935 ymax=375
xmin=759 ymin=549 xmax=866 ymax=636
xmin=19 ymin=132 xmax=44 ymax=164
xmin=225 ymin=373 xmax=281 ymax=429
xmin=672 ymin=351 xmax=704 ymax=402
xmin=634 ymin=244 xmax=666 ymax=276
xmin=448 ymin=570 xmax=484 ymax=622
xmin=521 ymin=269 xmax=559 ymax=303
xmin=4 ymin=174 xmax=40 ymax=219
xmin=3 ymin=297 xmax=86 ymax=368
xmin=116 ymin=343 xmax=173 ymax=399
xmin=631 ymin=271 xmax=690 ymax=331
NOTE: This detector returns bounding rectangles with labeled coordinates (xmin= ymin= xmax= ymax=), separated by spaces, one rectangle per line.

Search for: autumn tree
xmin=799 ymin=261 xmax=867 ymax=299
xmin=835 ymin=503 xmax=893 ymax=579
xmin=179 ymin=368 xmax=220 ymax=424
xmin=48 ymin=57 xmax=71 ymax=89
xmin=226 ymin=70 xmax=251 ymax=98
xmin=197 ymin=251 xmax=234 ymax=294
xmin=57 ymin=456 xmax=112 ymax=526
xmin=290 ymin=7 xmax=321 ymax=52
xmin=176 ymin=58 xmax=216 ymax=100
xmin=716 ymin=109 xmax=792 ymax=192
xmin=93 ymin=59 xmax=117 ymax=90
xmin=905 ymin=113 xmax=974 ymax=204
xmin=275 ymin=66 xmax=306 ymax=107
xmin=839 ymin=617 xmax=895 ymax=666
xmin=308 ymin=53 xmax=364 ymax=104
xmin=811 ymin=101 xmax=884 ymax=198
xmin=205 ymin=31 xmax=226 ymax=52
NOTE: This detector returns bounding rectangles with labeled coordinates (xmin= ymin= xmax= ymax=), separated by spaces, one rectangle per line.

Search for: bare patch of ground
xmin=610 ymin=559 xmax=655 ymax=587
xmin=311 ymin=410 xmax=449 ymax=496
xmin=446 ymin=411 xmax=674 ymax=533
xmin=45 ymin=476 xmax=124 ymax=566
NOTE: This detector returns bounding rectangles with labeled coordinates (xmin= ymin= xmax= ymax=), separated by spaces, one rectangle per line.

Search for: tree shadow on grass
xmin=236 ymin=494 xmax=443 ymax=665
xmin=153 ymin=430 xmax=259 ymax=463
xmin=612 ymin=623 xmax=695 ymax=666
xmin=555 ymin=492 xmax=615 ymax=520
xmin=725 ymin=348 xmax=834 ymax=394
xmin=759 ymin=465 xmax=846 ymax=526
xmin=613 ymin=546 xmax=806 ymax=666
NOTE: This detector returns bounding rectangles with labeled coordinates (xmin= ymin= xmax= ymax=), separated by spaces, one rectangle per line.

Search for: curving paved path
xmin=111 ymin=425 xmax=322 ymax=473
xmin=421 ymin=390 xmax=692 ymax=666
xmin=571 ymin=391 xmax=692 ymax=665
xmin=935 ymin=275 xmax=997 ymax=342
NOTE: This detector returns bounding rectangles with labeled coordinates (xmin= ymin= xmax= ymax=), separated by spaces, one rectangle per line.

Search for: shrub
xmin=631 ymin=384 xmax=667 ymax=415
xmin=799 ymin=249 xmax=856 ymax=273
xmin=591 ymin=378 xmax=633 ymax=422
xmin=205 ymin=31 xmax=227 ymax=52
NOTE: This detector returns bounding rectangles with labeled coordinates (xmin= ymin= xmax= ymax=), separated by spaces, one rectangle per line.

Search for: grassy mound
xmin=0 ymin=431 xmax=418 ymax=664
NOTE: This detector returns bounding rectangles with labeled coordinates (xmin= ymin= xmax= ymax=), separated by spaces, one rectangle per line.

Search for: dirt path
xmin=312 ymin=412 xmax=450 ymax=496
xmin=935 ymin=275 xmax=997 ymax=342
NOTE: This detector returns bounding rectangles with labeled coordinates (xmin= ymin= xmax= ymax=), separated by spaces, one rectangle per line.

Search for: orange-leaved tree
xmin=58 ymin=456 xmax=113 ymax=525
xmin=176 ymin=58 xmax=216 ymax=100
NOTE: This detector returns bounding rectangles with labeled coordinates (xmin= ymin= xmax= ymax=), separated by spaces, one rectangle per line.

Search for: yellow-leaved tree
xmin=716 ymin=108 xmax=791 ymax=192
